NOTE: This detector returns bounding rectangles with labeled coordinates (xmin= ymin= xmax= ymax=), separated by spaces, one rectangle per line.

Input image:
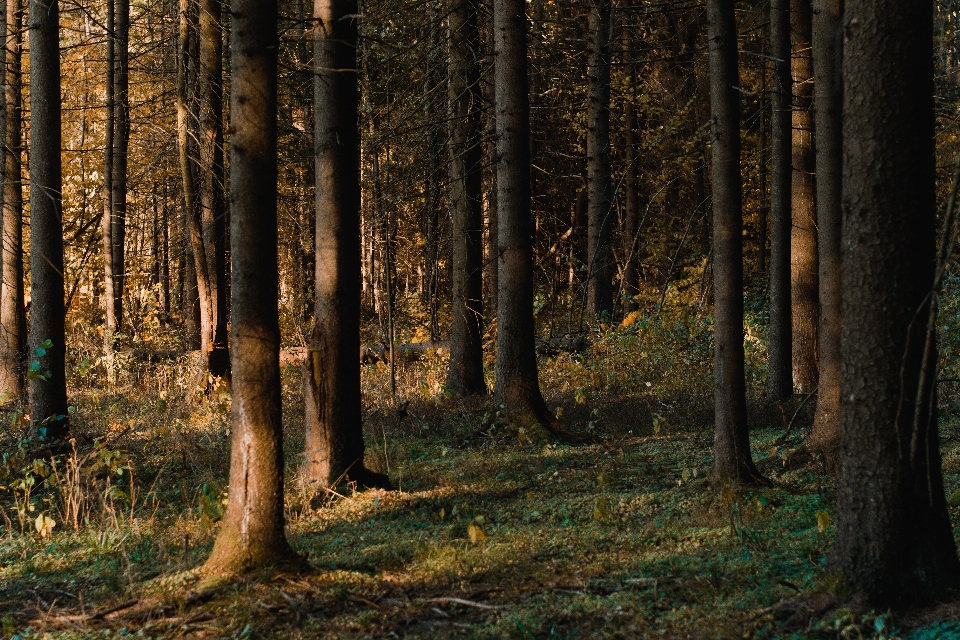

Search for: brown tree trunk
xmin=0 ymin=0 xmax=24 ymax=403
xmin=706 ymin=0 xmax=762 ymax=485
xmin=102 ymin=0 xmax=116 ymax=353
xmin=422 ymin=0 xmax=441 ymax=340
xmin=446 ymin=0 xmax=486 ymax=395
xmin=790 ymin=0 xmax=818 ymax=393
xmin=621 ymin=46 xmax=640 ymax=314
xmin=766 ymin=0 xmax=792 ymax=401
xmin=301 ymin=0 xmax=390 ymax=490
xmin=111 ymin=0 xmax=129 ymax=331
xmin=483 ymin=0 xmax=498 ymax=324
xmin=204 ymin=0 xmax=301 ymax=575
xmin=830 ymin=0 xmax=960 ymax=604
xmin=493 ymin=0 xmax=553 ymax=430
xmin=178 ymin=0 xmax=201 ymax=349
xmin=808 ymin=0 xmax=841 ymax=450
xmin=585 ymin=0 xmax=612 ymax=318
xmin=196 ymin=0 xmax=229 ymax=378
xmin=28 ymin=0 xmax=68 ymax=438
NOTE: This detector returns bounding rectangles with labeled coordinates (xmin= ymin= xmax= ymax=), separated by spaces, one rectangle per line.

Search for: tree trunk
xmin=446 ymin=0 xmax=486 ymax=395
xmin=766 ymin=0 xmax=792 ymax=401
xmin=301 ymin=0 xmax=390 ymax=490
xmin=585 ymin=0 xmax=612 ymax=318
xmin=493 ymin=0 xmax=553 ymax=430
xmin=28 ymin=0 xmax=68 ymax=438
xmin=830 ymin=0 xmax=960 ymax=604
xmin=621 ymin=47 xmax=640 ymax=314
xmin=808 ymin=0 xmax=841 ymax=450
xmin=111 ymin=0 xmax=129 ymax=332
xmin=0 ymin=0 xmax=24 ymax=403
xmin=483 ymin=0 xmax=498 ymax=325
xmin=422 ymin=0 xmax=441 ymax=340
xmin=706 ymin=0 xmax=762 ymax=485
xmin=178 ymin=0 xmax=201 ymax=349
xmin=197 ymin=0 xmax=229 ymax=378
xmin=790 ymin=0 xmax=818 ymax=393
xmin=102 ymin=0 xmax=116 ymax=353
xmin=204 ymin=0 xmax=302 ymax=575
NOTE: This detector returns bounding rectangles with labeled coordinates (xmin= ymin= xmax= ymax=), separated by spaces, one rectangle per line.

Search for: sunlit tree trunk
xmin=178 ymin=0 xmax=201 ymax=349
xmin=102 ymin=0 xmax=116 ymax=359
xmin=112 ymin=0 xmax=129 ymax=331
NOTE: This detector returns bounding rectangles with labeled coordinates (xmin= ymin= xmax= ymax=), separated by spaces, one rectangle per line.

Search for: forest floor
xmin=3 ymin=308 xmax=960 ymax=638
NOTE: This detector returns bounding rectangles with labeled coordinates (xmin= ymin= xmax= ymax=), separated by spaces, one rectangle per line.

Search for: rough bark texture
xmin=830 ymin=0 xmax=960 ymax=605
xmin=204 ymin=0 xmax=301 ymax=575
xmin=808 ymin=0 xmax=841 ymax=450
xmin=493 ymin=0 xmax=553 ymax=429
xmin=446 ymin=0 xmax=486 ymax=396
xmin=178 ymin=0 xmax=201 ymax=350
xmin=0 ymin=0 xmax=24 ymax=403
xmin=766 ymin=0 xmax=792 ymax=401
xmin=28 ymin=0 xmax=69 ymax=437
xmin=111 ymin=0 xmax=129 ymax=331
xmin=790 ymin=0 xmax=818 ymax=394
xmin=302 ymin=0 xmax=390 ymax=490
xmin=196 ymin=0 xmax=229 ymax=378
xmin=706 ymin=0 xmax=761 ymax=485
xmin=585 ymin=0 xmax=612 ymax=318
xmin=102 ymin=0 xmax=116 ymax=344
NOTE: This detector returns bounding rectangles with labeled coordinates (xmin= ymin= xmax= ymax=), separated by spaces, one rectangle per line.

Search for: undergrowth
xmin=1 ymin=305 xmax=959 ymax=638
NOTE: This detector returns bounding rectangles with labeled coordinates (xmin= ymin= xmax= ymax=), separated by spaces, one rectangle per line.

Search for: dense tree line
xmin=1 ymin=0 xmax=959 ymax=607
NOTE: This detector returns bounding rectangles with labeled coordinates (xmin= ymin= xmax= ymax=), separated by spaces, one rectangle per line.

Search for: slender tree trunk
xmin=830 ymin=0 xmax=960 ymax=604
xmin=790 ymin=0 xmax=817 ymax=393
xmin=766 ymin=0 xmax=792 ymax=401
xmin=301 ymin=0 xmax=390 ymax=490
xmin=178 ymin=0 xmax=201 ymax=349
xmin=204 ymin=0 xmax=302 ymax=574
xmin=102 ymin=0 xmax=116 ymax=355
xmin=162 ymin=186 xmax=171 ymax=318
xmin=0 ymin=0 xmax=24 ymax=403
xmin=758 ymin=31 xmax=767 ymax=276
xmin=622 ymin=46 xmax=640 ymax=314
xmin=585 ymin=0 xmax=612 ymax=318
xmin=493 ymin=0 xmax=553 ymax=430
xmin=706 ymin=0 xmax=762 ymax=485
xmin=422 ymin=0 xmax=441 ymax=340
xmin=808 ymin=0 xmax=841 ymax=450
xmin=446 ymin=0 xmax=486 ymax=395
xmin=197 ymin=0 xmax=229 ymax=378
xmin=483 ymin=0 xmax=498 ymax=325
xmin=111 ymin=0 xmax=129 ymax=331
xmin=28 ymin=0 xmax=68 ymax=437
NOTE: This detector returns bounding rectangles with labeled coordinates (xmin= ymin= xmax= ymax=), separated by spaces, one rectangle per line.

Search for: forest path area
xmin=2 ymin=319 xmax=960 ymax=638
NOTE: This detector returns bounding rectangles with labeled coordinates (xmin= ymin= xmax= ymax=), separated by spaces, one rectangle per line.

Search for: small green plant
xmin=27 ymin=338 xmax=54 ymax=382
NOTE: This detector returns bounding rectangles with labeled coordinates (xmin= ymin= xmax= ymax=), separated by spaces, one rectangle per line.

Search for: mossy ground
xmin=2 ymin=309 xmax=960 ymax=638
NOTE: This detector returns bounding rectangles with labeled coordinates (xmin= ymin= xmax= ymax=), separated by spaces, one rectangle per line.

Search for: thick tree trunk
xmin=446 ymin=0 xmax=486 ymax=395
xmin=808 ymin=0 xmax=841 ymax=450
xmin=204 ymin=0 xmax=301 ymax=574
xmin=706 ymin=0 xmax=762 ymax=485
xmin=493 ymin=0 xmax=553 ymax=430
xmin=111 ymin=0 xmax=129 ymax=331
xmin=790 ymin=0 xmax=818 ymax=393
xmin=0 ymin=0 xmax=24 ymax=403
xmin=766 ymin=0 xmax=792 ymax=401
xmin=197 ymin=0 xmax=229 ymax=378
xmin=830 ymin=0 xmax=960 ymax=604
xmin=585 ymin=0 xmax=612 ymax=318
xmin=28 ymin=0 xmax=68 ymax=437
xmin=301 ymin=0 xmax=390 ymax=490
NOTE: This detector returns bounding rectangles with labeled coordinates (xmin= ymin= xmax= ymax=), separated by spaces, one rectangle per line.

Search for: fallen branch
xmin=421 ymin=597 xmax=503 ymax=611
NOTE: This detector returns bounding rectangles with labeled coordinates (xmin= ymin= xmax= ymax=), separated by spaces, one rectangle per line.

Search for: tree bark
xmin=102 ymin=0 xmax=116 ymax=352
xmin=621 ymin=43 xmax=640 ymax=314
xmin=111 ymin=0 xmax=129 ymax=331
xmin=766 ymin=0 xmax=792 ymax=401
xmin=27 ymin=0 xmax=68 ymax=438
xmin=196 ymin=0 xmax=229 ymax=378
xmin=493 ymin=0 xmax=553 ymax=430
xmin=204 ymin=0 xmax=302 ymax=575
xmin=830 ymin=0 xmax=960 ymax=604
xmin=790 ymin=0 xmax=818 ymax=393
xmin=178 ymin=0 xmax=201 ymax=349
xmin=446 ymin=0 xmax=486 ymax=395
xmin=706 ymin=0 xmax=762 ymax=485
xmin=301 ymin=0 xmax=390 ymax=490
xmin=585 ymin=0 xmax=612 ymax=318
xmin=0 ymin=0 xmax=24 ymax=403
xmin=808 ymin=0 xmax=841 ymax=450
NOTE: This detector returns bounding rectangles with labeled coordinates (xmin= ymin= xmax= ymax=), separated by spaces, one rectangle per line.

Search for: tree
xmin=830 ymin=0 xmax=960 ymax=605
xmin=446 ymin=0 xmax=486 ymax=395
xmin=102 ymin=0 xmax=116 ymax=362
xmin=203 ymin=0 xmax=301 ymax=575
xmin=493 ymin=0 xmax=553 ymax=430
xmin=790 ymin=0 xmax=818 ymax=394
xmin=585 ymin=0 xmax=612 ymax=318
xmin=808 ymin=0 xmax=841 ymax=450
xmin=0 ymin=0 xmax=24 ymax=403
xmin=177 ymin=0 xmax=201 ymax=350
xmin=621 ymin=35 xmax=640 ymax=315
xmin=28 ymin=0 xmax=69 ymax=437
xmin=113 ymin=0 xmax=130 ymax=331
xmin=706 ymin=0 xmax=762 ymax=485
xmin=301 ymin=0 xmax=390 ymax=490
xmin=766 ymin=0 xmax=792 ymax=401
